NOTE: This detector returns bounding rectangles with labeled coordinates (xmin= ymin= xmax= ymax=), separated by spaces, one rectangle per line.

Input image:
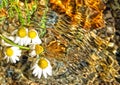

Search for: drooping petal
xmin=33 ymin=68 xmax=38 ymax=75
xmin=6 ymin=57 xmax=10 ymax=63
xmin=37 ymin=68 xmax=42 ymax=79
xmin=33 ymin=70 xmax=39 ymax=77
xmin=4 ymin=55 xmax=7 ymax=59
xmin=11 ymin=56 xmax=16 ymax=63
xmin=47 ymin=66 xmax=52 ymax=76
xmin=43 ymin=69 xmax=47 ymax=78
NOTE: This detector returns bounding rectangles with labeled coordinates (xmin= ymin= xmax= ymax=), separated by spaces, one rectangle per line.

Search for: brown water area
xmin=0 ymin=0 xmax=120 ymax=84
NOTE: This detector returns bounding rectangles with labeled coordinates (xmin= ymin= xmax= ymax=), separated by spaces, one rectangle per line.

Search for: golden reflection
xmin=50 ymin=0 xmax=105 ymax=30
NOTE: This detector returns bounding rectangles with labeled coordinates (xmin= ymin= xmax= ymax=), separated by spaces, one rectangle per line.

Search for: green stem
xmin=39 ymin=0 xmax=49 ymax=37
xmin=0 ymin=34 xmax=30 ymax=50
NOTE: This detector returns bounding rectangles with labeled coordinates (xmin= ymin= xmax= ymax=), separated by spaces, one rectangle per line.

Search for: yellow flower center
xmin=5 ymin=48 xmax=14 ymax=57
xmin=18 ymin=28 xmax=27 ymax=38
xmin=28 ymin=30 xmax=37 ymax=39
xmin=35 ymin=44 xmax=44 ymax=55
xmin=38 ymin=58 xmax=48 ymax=69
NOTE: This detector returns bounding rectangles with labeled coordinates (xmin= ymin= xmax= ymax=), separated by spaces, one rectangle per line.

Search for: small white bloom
xmin=29 ymin=44 xmax=44 ymax=57
xmin=4 ymin=47 xmax=21 ymax=63
xmin=14 ymin=27 xmax=29 ymax=46
xmin=27 ymin=29 xmax=42 ymax=45
xmin=32 ymin=57 xmax=52 ymax=79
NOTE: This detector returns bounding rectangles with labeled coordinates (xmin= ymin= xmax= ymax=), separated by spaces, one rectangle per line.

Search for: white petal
xmin=33 ymin=68 xmax=38 ymax=75
xmin=15 ymin=37 xmax=20 ymax=44
xmin=24 ymin=38 xmax=31 ymax=46
xmin=33 ymin=69 xmax=39 ymax=77
xmin=34 ymin=72 xmax=38 ymax=77
xmin=6 ymin=57 xmax=10 ymax=63
xmin=15 ymin=51 xmax=21 ymax=56
xmin=43 ymin=69 xmax=47 ymax=78
xmin=12 ymin=47 xmax=21 ymax=56
xmin=46 ymin=66 xmax=52 ymax=76
xmin=33 ymin=68 xmax=42 ymax=77
xmin=37 ymin=68 xmax=42 ymax=79
xmin=19 ymin=39 xmax=24 ymax=46
xmin=11 ymin=47 xmax=19 ymax=50
xmin=14 ymin=49 xmax=21 ymax=55
xmin=4 ymin=55 xmax=7 ymax=59
xmin=32 ymin=36 xmax=42 ymax=44
xmin=14 ymin=56 xmax=19 ymax=61
xmin=32 ymin=67 xmax=36 ymax=73
xmin=11 ymin=56 xmax=16 ymax=63
xmin=32 ymin=64 xmax=37 ymax=69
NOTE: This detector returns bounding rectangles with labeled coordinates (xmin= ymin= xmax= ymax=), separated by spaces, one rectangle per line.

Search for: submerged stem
xmin=0 ymin=34 xmax=30 ymax=50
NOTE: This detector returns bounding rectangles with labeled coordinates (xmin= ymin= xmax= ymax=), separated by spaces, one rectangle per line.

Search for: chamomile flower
xmin=15 ymin=27 xmax=28 ymax=46
xmin=32 ymin=57 xmax=52 ymax=79
xmin=29 ymin=44 xmax=44 ymax=57
xmin=27 ymin=29 xmax=42 ymax=45
xmin=4 ymin=47 xmax=21 ymax=63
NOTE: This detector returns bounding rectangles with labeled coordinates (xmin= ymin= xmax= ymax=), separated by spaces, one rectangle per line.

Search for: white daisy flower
xmin=32 ymin=57 xmax=52 ymax=79
xmin=27 ymin=29 xmax=42 ymax=45
xmin=4 ymin=47 xmax=21 ymax=63
xmin=14 ymin=27 xmax=28 ymax=46
xmin=29 ymin=44 xmax=44 ymax=57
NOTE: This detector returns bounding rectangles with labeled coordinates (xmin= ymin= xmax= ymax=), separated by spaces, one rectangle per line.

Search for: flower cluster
xmin=0 ymin=27 xmax=52 ymax=79
xmin=15 ymin=28 xmax=42 ymax=46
